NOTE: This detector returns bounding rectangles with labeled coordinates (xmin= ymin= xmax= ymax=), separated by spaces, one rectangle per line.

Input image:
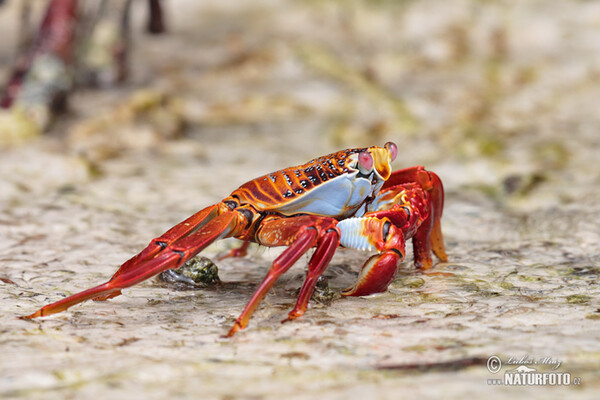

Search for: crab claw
xmin=342 ymin=250 xmax=403 ymax=296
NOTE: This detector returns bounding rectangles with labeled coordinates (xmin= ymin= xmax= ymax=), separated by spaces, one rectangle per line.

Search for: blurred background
xmin=1 ymin=0 xmax=599 ymax=399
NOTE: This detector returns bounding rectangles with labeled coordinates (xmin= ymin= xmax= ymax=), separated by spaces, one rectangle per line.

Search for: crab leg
xmin=1 ymin=0 xmax=77 ymax=109
xmin=217 ymin=240 xmax=251 ymax=261
xmin=383 ymin=166 xmax=447 ymax=267
xmin=412 ymin=208 xmax=441 ymax=271
xmin=284 ymin=228 xmax=340 ymax=321
xmin=412 ymin=169 xmax=447 ymax=269
xmin=107 ymin=204 xmax=221 ymax=278
xmin=226 ymin=228 xmax=317 ymax=337
xmin=92 ymin=204 xmax=221 ymax=301
xmin=227 ymin=215 xmax=339 ymax=336
xmin=21 ymin=208 xmax=243 ymax=319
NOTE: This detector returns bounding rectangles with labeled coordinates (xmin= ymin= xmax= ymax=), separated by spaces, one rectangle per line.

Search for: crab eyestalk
xmin=358 ymin=151 xmax=374 ymax=174
xmin=385 ymin=141 xmax=398 ymax=162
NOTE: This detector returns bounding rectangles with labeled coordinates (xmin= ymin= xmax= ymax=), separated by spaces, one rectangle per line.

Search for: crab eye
xmin=358 ymin=151 xmax=373 ymax=170
xmin=385 ymin=142 xmax=398 ymax=161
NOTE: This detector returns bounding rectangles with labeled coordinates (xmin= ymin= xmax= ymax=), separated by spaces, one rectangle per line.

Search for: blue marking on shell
xmin=268 ymin=173 xmax=373 ymax=218
xmin=337 ymin=218 xmax=374 ymax=251
xmin=354 ymin=203 xmax=367 ymax=218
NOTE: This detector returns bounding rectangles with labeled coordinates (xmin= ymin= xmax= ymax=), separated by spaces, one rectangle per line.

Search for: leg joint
xmin=237 ymin=208 xmax=254 ymax=228
xmin=390 ymin=248 xmax=404 ymax=258
xmin=171 ymin=250 xmax=185 ymax=261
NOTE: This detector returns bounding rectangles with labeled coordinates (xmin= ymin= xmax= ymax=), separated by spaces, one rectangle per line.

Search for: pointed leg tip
xmin=217 ymin=244 xmax=249 ymax=261
xmin=422 ymin=270 xmax=454 ymax=277
xmin=225 ymin=329 xmax=235 ymax=337
xmin=415 ymin=259 xmax=432 ymax=271
xmin=18 ymin=310 xmax=41 ymax=320
xmin=216 ymin=252 xmax=239 ymax=262
xmin=282 ymin=310 xmax=303 ymax=323
xmin=434 ymin=249 xmax=448 ymax=263
xmin=226 ymin=321 xmax=242 ymax=338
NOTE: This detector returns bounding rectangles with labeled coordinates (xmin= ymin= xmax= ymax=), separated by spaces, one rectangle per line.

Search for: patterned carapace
xmin=235 ymin=149 xmax=362 ymax=205
xmin=231 ymin=145 xmax=394 ymax=219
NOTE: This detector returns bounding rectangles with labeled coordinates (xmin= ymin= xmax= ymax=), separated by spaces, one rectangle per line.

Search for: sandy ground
xmin=1 ymin=1 xmax=600 ymax=399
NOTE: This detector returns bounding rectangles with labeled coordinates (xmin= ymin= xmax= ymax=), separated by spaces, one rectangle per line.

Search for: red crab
xmin=22 ymin=142 xmax=447 ymax=336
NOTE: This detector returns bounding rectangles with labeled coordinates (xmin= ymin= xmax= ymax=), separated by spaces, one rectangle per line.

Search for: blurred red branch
xmin=1 ymin=0 xmax=77 ymax=109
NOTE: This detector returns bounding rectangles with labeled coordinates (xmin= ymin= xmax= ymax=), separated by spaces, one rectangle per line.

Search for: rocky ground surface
xmin=1 ymin=0 xmax=600 ymax=399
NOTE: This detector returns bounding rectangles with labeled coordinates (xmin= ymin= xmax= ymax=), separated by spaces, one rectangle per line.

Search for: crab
xmin=22 ymin=142 xmax=447 ymax=336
